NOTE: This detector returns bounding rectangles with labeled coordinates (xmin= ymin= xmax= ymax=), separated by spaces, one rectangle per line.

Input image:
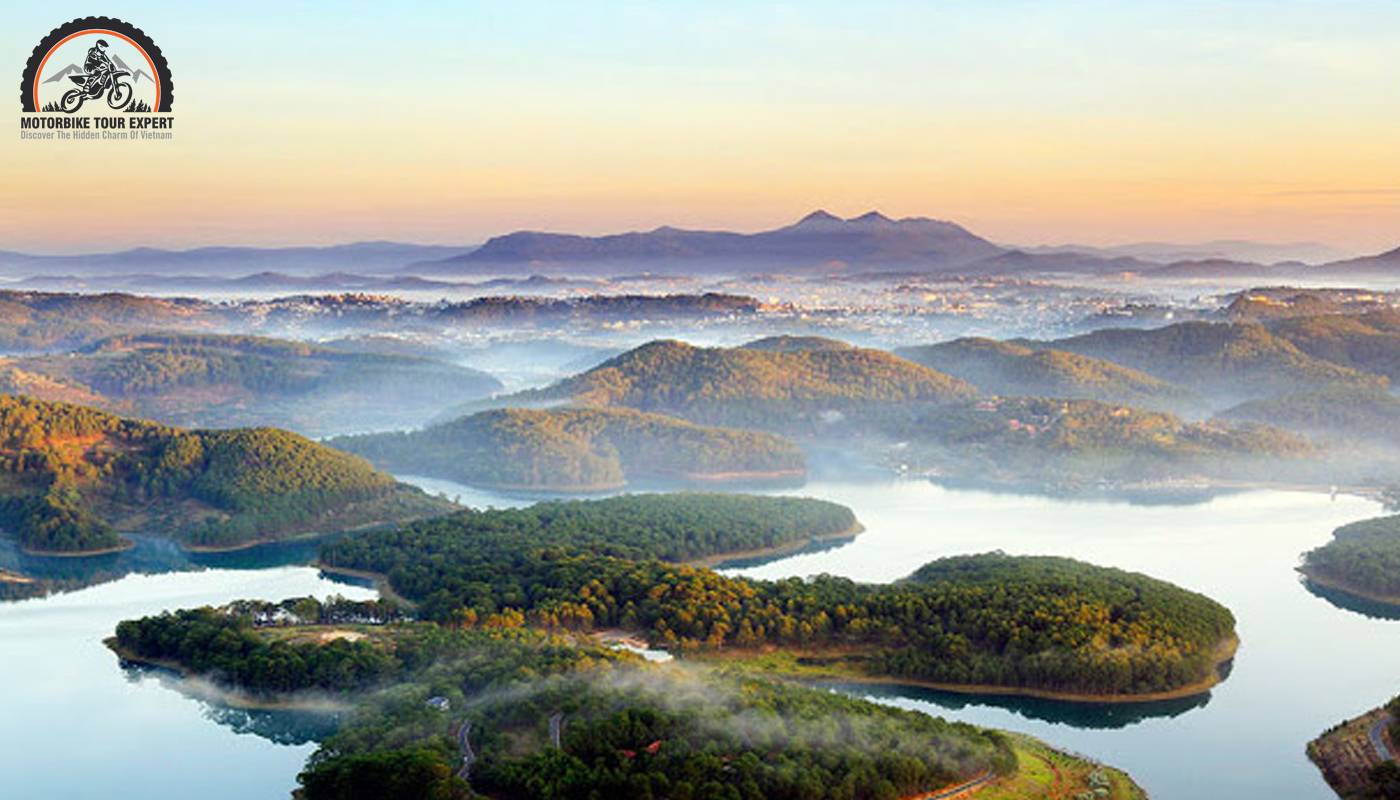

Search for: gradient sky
xmin=4 ymin=1 xmax=1398 ymax=254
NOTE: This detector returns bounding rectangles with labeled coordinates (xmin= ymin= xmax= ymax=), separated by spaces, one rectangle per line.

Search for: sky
xmin=3 ymin=1 xmax=1398 ymax=254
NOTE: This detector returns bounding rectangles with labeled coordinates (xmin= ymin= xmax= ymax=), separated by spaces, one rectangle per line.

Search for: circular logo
xmin=20 ymin=17 xmax=172 ymax=113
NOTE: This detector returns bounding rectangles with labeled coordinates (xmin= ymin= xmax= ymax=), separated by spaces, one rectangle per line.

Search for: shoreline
xmin=104 ymin=638 xmax=353 ymax=712
xmin=684 ymin=522 xmax=865 ymax=568
xmin=181 ymin=530 xmax=326 ymax=554
xmin=0 ymin=567 xmax=34 ymax=584
xmin=842 ymin=633 xmax=1240 ymax=704
xmin=701 ymin=633 xmax=1240 ymax=705
xmin=179 ymin=501 xmax=455 ymax=554
xmin=21 ymin=537 xmax=136 ymax=558
xmin=1299 ymin=569 xmax=1400 ymax=609
xmin=318 ymin=522 xmax=866 ymax=604
xmin=313 ymin=563 xmax=416 ymax=608
xmin=927 ymin=471 xmax=1382 ymax=502
xmin=410 ymin=468 xmax=808 ymax=496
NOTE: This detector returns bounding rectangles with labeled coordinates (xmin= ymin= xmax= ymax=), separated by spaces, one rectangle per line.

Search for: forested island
xmin=330 ymin=407 xmax=806 ymax=492
xmin=0 ymin=332 xmax=502 ymax=436
xmin=1300 ymin=515 xmax=1400 ymax=606
xmin=111 ymin=596 xmax=1147 ymax=800
xmin=0 ymin=394 xmax=451 ymax=554
xmin=317 ymin=495 xmax=1237 ymax=700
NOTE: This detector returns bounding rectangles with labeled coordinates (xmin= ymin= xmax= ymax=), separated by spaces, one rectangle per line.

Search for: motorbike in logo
xmin=59 ymin=70 xmax=134 ymax=113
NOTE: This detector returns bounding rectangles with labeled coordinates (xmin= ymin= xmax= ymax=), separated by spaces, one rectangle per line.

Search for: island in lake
xmin=110 ymin=596 xmax=1148 ymax=800
xmin=316 ymin=493 xmax=1237 ymax=702
xmin=1300 ymin=514 xmax=1400 ymax=608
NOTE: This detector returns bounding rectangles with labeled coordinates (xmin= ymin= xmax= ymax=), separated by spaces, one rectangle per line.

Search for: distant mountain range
xmin=2 ymin=213 xmax=1393 ymax=281
xmin=0 ymin=241 xmax=473 ymax=278
xmin=416 ymin=210 xmax=1005 ymax=275
xmin=1026 ymin=239 xmax=1354 ymax=266
xmin=412 ymin=212 xmax=1392 ymax=279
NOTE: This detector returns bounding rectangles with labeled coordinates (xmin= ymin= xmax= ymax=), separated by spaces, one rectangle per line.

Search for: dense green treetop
xmin=0 ymin=394 xmax=446 ymax=553
xmin=112 ymin=600 xmax=1020 ymax=800
xmin=1301 ymin=514 xmax=1400 ymax=600
xmin=320 ymin=495 xmax=1235 ymax=697
xmin=875 ymin=396 xmax=1311 ymax=485
xmin=1267 ymin=311 xmax=1400 ymax=382
xmin=1218 ymin=384 xmax=1400 ymax=445
xmin=896 ymin=337 xmax=1197 ymax=411
xmin=496 ymin=339 xmax=974 ymax=428
xmin=330 ymin=407 xmax=805 ymax=491
xmin=322 ymin=493 xmax=857 ymax=573
xmin=5 ymin=331 xmax=502 ymax=435
xmin=1037 ymin=321 xmax=1385 ymax=405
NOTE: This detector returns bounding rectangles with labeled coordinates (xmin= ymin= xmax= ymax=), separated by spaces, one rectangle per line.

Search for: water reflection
xmin=1301 ymin=576 xmax=1400 ymax=621
xmin=827 ymin=680 xmax=1214 ymax=730
xmin=0 ymin=533 xmax=353 ymax=602
xmin=927 ymin=476 xmax=1239 ymax=508
xmin=119 ymin=661 xmax=343 ymax=746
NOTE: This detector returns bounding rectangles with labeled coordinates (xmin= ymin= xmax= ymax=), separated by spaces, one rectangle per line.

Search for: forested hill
xmin=1266 ymin=310 xmax=1400 ymax=382
xmin=1300 ymin=514 xmax=1400 ymax=603
xmin=877 ymin=396 xmax=1312 ymax=487
xmin=0 ymin=394 xmax=451 ymax=553
xmin=110 ymin=601 xmax=1062 ymax=800
xmin=1035 ymin=321 xmax=1385 ymax=406
xmin=1217 ymin=384 xmax=1400 ymax=447
xmin=489 ymin=338 xmax=975 ymax=429
xmin=330 ymin=407 xmax=805 ymax=491
xmin=896 ymin=337 xmax=1199 ymax=412
xmin=1 ymin=331 xmax=502 ymax=436
xmin=320 ymin=495 xmax=1236 ymax=699
xmin=323 ymin=493 xmax=858 ymax=575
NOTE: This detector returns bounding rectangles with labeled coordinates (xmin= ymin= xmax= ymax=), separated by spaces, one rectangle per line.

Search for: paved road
xmin=549 ymin=712 xmax=564 ymax=749
xmin=1370 ymin=715 xmax=1394 ymax=762
xmin=456 ymin=721 xmax=475 ymax=780
xmin=917 ymin=772 xmax=993 ymax=800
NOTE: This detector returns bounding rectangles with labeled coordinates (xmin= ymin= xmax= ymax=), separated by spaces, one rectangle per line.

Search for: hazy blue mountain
xmin=418 ymin=210 xmax=1006 ymax=275
xmin=1026 ymin=239 xmax=1353 ymax=266
xmin=0 ymin=241 xmax=474 ymax=277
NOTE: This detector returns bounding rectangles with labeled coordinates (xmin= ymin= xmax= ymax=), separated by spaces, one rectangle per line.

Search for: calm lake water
xmin=723 ymin=481 xmax=1397 ymax=800
xmin=1 ymin=478 xmax=1393 ymax=799
xmin=0 ymin=568 xmax=375 ymax=800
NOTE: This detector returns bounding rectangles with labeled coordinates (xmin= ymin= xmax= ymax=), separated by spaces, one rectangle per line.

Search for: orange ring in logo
xmin=33 ymin=28 xmax=161 ymax=112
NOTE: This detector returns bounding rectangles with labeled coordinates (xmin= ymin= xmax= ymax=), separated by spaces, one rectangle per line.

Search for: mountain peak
xmin=794 ymin=210 xmax=842 ymax=226
xmin=851 ymin=211 xmax=893 ymax=224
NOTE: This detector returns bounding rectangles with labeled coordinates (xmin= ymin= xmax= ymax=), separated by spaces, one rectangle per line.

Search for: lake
xmin=723 ymin=480 xmax=1397 ymax=800
xmin=1 ymin=478 xmax=1392 ymax=799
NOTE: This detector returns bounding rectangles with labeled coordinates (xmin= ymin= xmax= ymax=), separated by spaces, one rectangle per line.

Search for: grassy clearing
xmin=977 ymin=735 xmax=1146 ymax=800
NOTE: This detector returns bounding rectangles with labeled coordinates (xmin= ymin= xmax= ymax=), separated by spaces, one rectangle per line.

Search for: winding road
xmin=456 ymin=721 xmax=475 ymax=780
xmin=1369 ymin=715 xmax=1394 ymax=762
xmin=549 ymin=712 xmax=564 ymax=748
xmin=915 ymin=771 xmax=992 ymax=800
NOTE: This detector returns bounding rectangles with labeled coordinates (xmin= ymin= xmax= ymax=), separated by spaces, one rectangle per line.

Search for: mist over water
xmin=0 ymin=568 xmax=374 ymax=800
xmin=3 ymin=476 xmax=1395 ymax=799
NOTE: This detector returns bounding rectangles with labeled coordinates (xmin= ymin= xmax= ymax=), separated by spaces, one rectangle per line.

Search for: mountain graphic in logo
xmin=41 ymin=54 xmax=151 ymax=85
xmin=20 ymin=16 xmax=173 ymax=113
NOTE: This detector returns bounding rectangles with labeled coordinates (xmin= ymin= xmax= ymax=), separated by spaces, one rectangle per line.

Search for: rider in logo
xmin=83 ymin=39 xmax=114 ymax=95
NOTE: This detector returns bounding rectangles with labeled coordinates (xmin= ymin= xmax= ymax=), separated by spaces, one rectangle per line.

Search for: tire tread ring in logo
xmin=20 ymin=17 xmax=172 ymax=113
